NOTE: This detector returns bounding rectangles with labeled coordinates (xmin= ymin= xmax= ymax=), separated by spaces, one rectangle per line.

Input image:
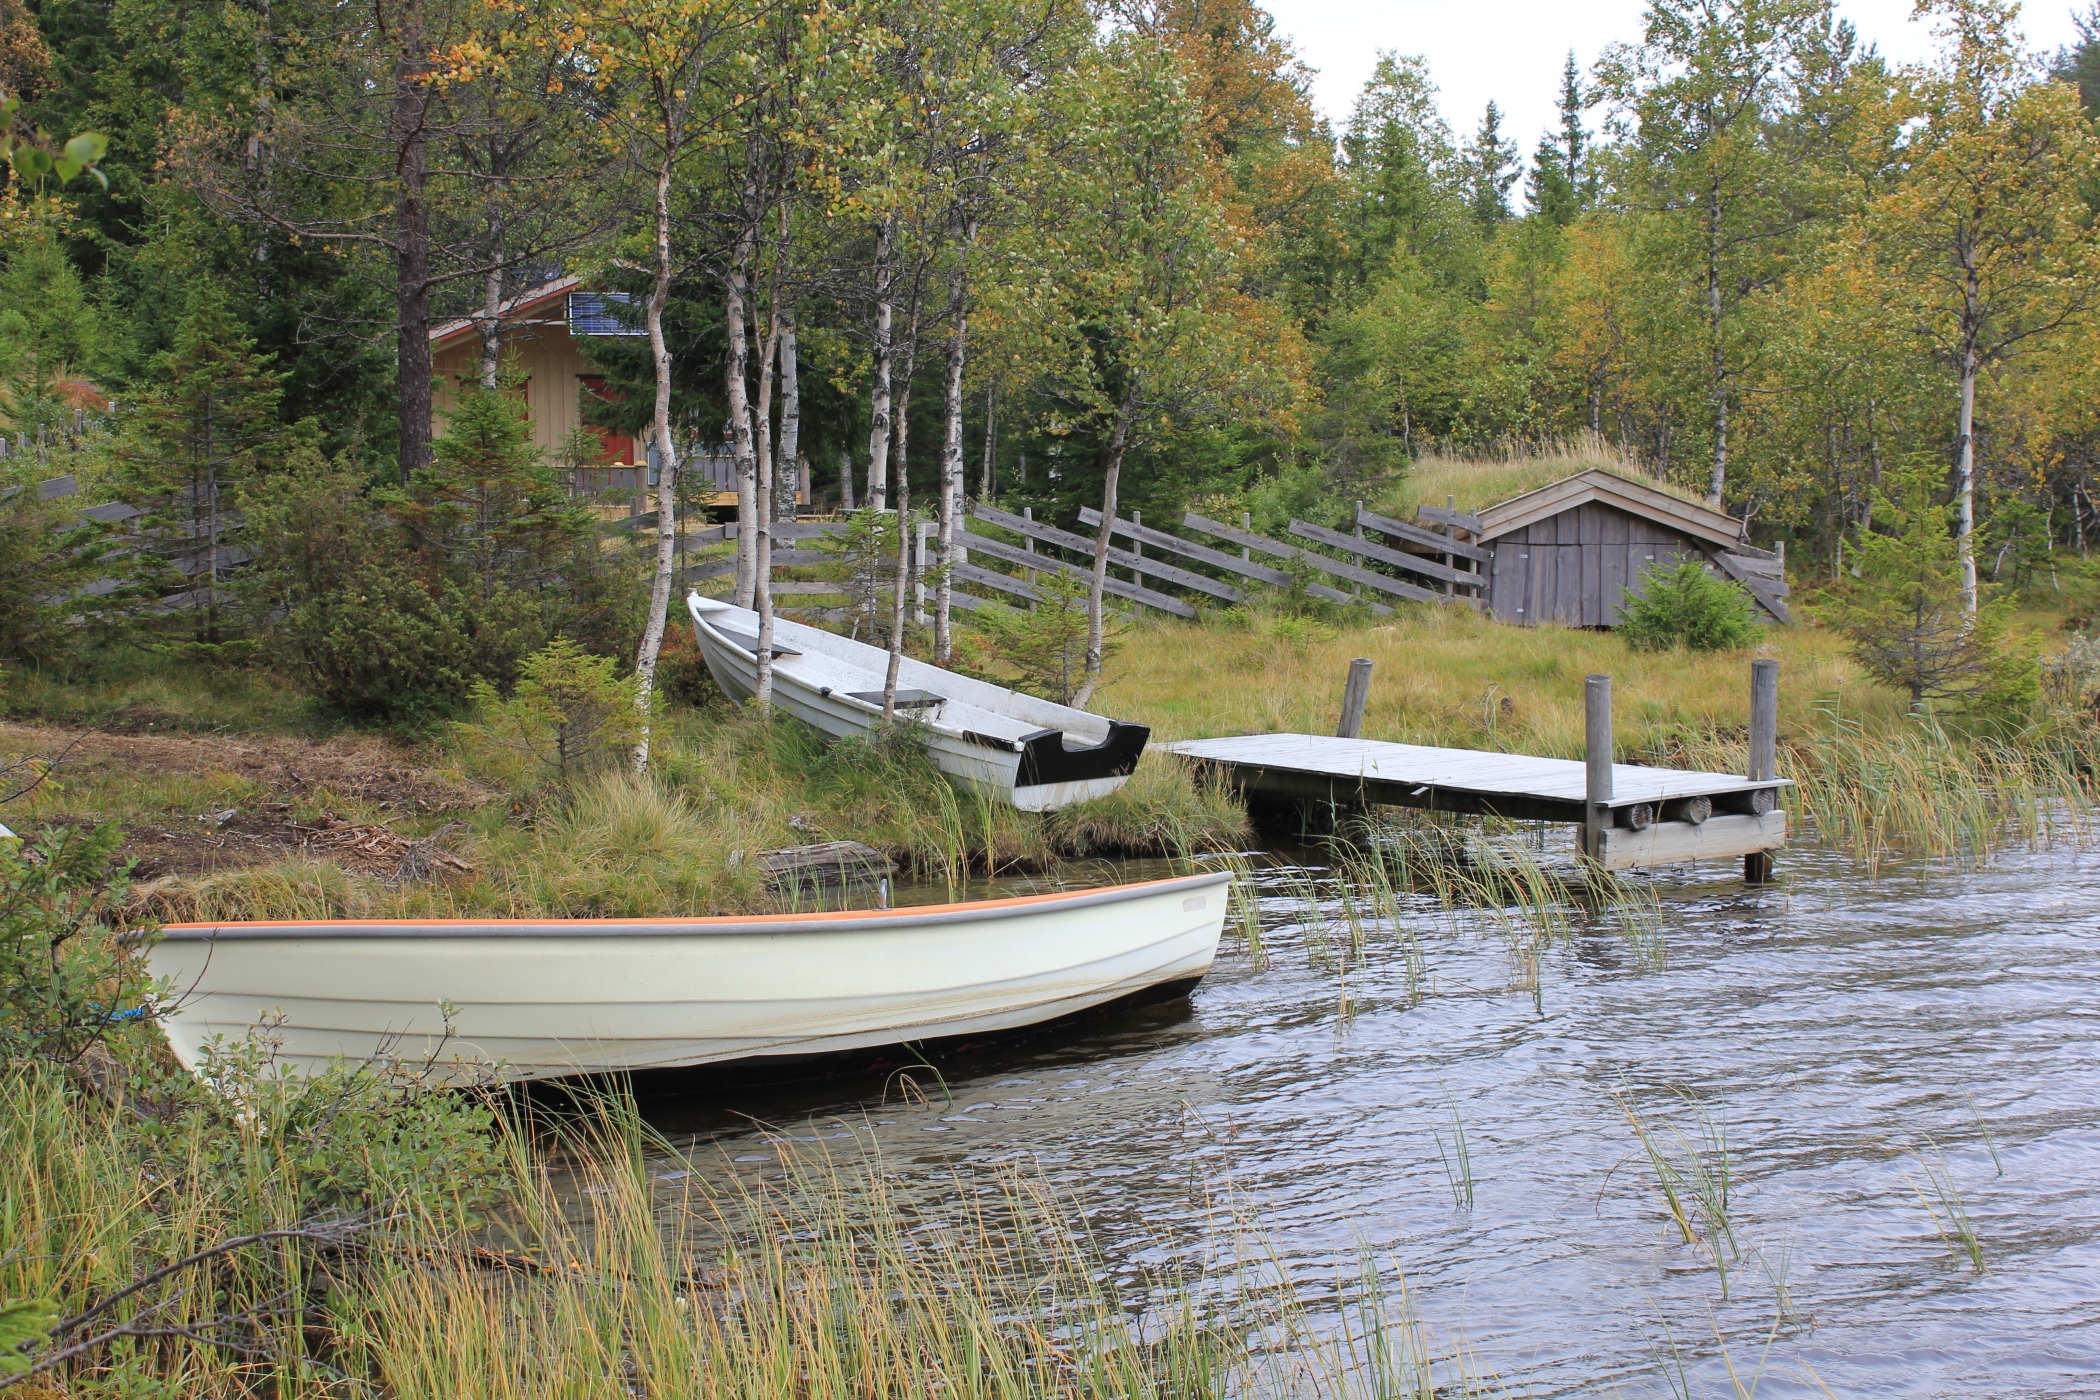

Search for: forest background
xmin=3 ymin=0 xmax=2100 ymax=725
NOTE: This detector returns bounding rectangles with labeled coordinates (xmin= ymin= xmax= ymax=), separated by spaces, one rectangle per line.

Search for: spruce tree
xmin=2052 ymin=2 xmax=2100 ymax=115
xmin=1831 ymin=459 xmax=2023 ymax=708
xmin=1465 ymin=103 xmax=1519 ymax=228
xmin=0 ymin=224 xmax=103 ymax=443
xmin=1524 ymin=51 xmax=1588 ymax=224
xmin=115 ymin=281 xmax=299 ymax=644
xmin=394 ymin=377 xmax=592 ymax=604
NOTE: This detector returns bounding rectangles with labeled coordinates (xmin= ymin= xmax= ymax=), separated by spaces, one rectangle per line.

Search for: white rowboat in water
xmin=687 ymin=593 xmax=1148 ymax=812
xmin=148 ymin=871 xmax=1230 ymax=1084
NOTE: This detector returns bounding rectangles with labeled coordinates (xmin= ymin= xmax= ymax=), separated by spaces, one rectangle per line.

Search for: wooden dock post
xmin=1337 ymin=658 xmax=1373 ymax=739
xmin=1584 ymin=674 xmax=1612 ymax=863
xmin=1745 ymin=658 xmax=1779 ymax=883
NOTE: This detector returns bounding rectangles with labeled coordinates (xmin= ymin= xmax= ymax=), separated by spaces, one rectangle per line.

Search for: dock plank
xmin=1166 ymin=733 xmax=1787 ymax=826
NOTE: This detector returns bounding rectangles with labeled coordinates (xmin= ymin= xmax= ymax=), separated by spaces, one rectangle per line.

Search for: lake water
xmin=636 ymin=838 xmax=2100 ymax=1397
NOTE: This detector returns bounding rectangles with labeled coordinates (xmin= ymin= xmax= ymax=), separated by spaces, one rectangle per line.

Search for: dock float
xmin=1166 ymin=661 xmax=1788 ymax=877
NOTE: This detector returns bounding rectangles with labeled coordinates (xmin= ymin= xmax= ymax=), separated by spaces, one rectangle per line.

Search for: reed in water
xmin=4 ymin=1064 xmax=1514 ymax=1400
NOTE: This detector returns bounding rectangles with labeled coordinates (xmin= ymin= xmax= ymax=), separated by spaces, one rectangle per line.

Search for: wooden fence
xmin=680 ymin=498 xmax=1492 ymax=626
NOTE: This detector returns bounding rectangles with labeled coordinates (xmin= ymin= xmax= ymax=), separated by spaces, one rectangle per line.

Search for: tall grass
xmin=1117 ymin=599 xmax=2095 ymax=871
xmin=119 ymin=707 xmax=1249 ymax=923
xmin=1376 ymin=434 xmax=1696 ymax=518
xmin=1654 ymin=708 xmax=2096 ymax=874
xmin=4 ymin=1072 xmax=1512 ymax=1398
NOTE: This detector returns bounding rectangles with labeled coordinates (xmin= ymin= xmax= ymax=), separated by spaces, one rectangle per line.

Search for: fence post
xmin=1336 ymin=658 xmax=1373 ymax=739
xmin=1132 ymin=509 xmax=1143 ymax=588
xmin=1745 ymin=658 xmax=1779 ymax=883
xmin=1584 ymin=674 xmax=1613 ymax=866
xmin=1352 ymin=500 xmax=1365 ymax=600
xmin=1023 ymin=506 xmax=1037 ymax=610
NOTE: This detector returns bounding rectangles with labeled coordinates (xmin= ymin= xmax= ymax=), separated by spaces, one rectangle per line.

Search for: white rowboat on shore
xmin=687 ymin=593 xmax=1148 ymax=812
xmin=148 ymin=871 xmax=1231 ymax=1084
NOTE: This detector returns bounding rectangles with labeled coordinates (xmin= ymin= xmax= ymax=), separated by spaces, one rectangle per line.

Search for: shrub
xmin=283 ymin=563 xmax=541 ymax=726
xmin=1828 ymin=461 xmax=2030 ymax=711
xmin=0 ymin=821 xmax=145 ymax=1071
xmin=1618 ymin=559 xmax=1763 ymax=652
xmin=969 ymin=567 xmax=1106 ymax=704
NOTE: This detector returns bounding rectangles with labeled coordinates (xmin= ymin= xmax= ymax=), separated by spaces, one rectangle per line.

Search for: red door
xmin=577 ymin=376 xmax=634 ymax=464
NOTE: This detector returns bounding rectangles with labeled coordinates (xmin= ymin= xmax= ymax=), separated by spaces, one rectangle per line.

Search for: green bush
xmin=969 ymin=567 xmax=1104 ymax=704
xmin=283 ymin=563 xmax=541 ymax=726
xmin=1618 ymin=559 xmax=1763 ymax=652
xmin=0 ymin=822 xmax=145 ymax=1071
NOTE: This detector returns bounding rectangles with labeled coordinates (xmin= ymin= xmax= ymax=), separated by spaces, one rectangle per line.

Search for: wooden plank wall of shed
xmin=1485 ymin=501 xmax=1705 ymax=627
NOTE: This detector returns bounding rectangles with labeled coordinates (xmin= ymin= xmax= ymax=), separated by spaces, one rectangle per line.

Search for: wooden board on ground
xmin=1597 ymin=811 xmax=1785 ymax=871
xmin=756 ymin=840 xmax=894 ymax=894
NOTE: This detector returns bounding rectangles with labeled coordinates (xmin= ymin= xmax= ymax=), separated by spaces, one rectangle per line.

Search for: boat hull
xmin=689 ymin=595 xmax=1146 ymax=811
xmin=148 ymin=872 xmax=1231 ymax=1084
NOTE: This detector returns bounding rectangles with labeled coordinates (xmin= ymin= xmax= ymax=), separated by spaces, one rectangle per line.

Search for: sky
xmin=1256 ymin=0 xmax=2089 ymax=159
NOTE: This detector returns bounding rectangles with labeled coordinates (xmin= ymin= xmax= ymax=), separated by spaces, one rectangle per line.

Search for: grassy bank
xmin=6 ymin=581 xmax=2093 ymax=925
xmin=2 ymin=685 xmax=1247 ymax=923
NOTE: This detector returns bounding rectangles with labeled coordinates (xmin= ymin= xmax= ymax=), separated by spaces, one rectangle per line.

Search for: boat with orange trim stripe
xmin=146 ymin=871 xmax=1231 ymax=1084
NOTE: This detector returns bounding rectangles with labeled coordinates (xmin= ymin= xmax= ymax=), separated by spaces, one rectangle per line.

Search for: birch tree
xmin=1858 ymin=0 xmax=2098 ymax=613
xmin=1026 ymin=32 xmax=1299 ymax=707
xmin=1595 ymin=0 xmax=1833 ymax=507
xmin=554 ymin=0 xmax=743 ymax=768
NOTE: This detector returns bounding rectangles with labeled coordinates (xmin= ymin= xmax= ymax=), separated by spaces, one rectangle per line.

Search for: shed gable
xmin=1484 ymin=500 xmax=1706 ymax=627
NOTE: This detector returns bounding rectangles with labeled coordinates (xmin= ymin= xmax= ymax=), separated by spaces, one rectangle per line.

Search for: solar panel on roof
xmin=568 ymin=292 xmax=644 ymax=337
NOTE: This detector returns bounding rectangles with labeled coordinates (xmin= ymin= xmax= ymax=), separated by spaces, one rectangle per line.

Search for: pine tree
xmin=0 ymin=222 xmax=103 ymax=444
xmin=1831 ymin=459 xmax=2023 ymax=707
xmin=1556 ymin=50 xmax=1589 ymax=203
xmin=395 ymin=376 xmax=592 ymax=605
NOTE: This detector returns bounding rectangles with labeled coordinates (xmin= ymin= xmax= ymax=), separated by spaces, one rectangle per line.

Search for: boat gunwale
xmin=156 ymin=870 xmax=1234 ymax=940
xmin=687 ymin=594 xmax=1042 ymax=751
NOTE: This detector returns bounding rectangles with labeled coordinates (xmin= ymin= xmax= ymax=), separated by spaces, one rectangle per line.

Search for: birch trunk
xmin=630 ymin=153 xmax=681 ymax=772
xmin=1071 ymin=402 xmax=1134 ymax=712
xmin=980 ymin=382 xmax=996 ymax=499
xmin=1957 ymin=328 xmax=1980 ymax=615
xmin=478 ymin=261 xmax=503 ymax=390
xmin=1704 ymin=173 xmax=1728 ymax=509
xmin=725 ymin=221 xmax=759 ymax=609
xmin=880 ymin=298 xmax=922 ymax=722
xmin=935 ymin=276 xmax=968 ymax=664
xmin=390 ymin=0 xmax=435 ymax=487
xmin=752 ymin=304 xmax=780 ymax=707
xmin=865 ymin=215 xmax=895 ymax=512
xmin=775 ymin=312 xmax=801 ymax=523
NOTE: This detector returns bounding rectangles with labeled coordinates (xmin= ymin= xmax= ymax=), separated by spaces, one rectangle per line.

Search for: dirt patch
xmin=0 ymin=721 xmax=498 ymax=811
xmin=104 ymin=808 xmax=476 ymax=882
xmin=3 ymin=721 xmax=498 ymax=880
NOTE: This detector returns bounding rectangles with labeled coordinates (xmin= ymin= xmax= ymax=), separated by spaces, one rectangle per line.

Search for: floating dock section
xmin=1167 ymin=662 xmax=1789 ymax=877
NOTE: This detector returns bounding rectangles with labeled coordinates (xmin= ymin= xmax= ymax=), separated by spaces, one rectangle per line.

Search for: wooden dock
xmin=1166 ymin=661 xmax=1790 ymax=876
xmin=1167 ymin=734 xmax=1785 ymax=871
